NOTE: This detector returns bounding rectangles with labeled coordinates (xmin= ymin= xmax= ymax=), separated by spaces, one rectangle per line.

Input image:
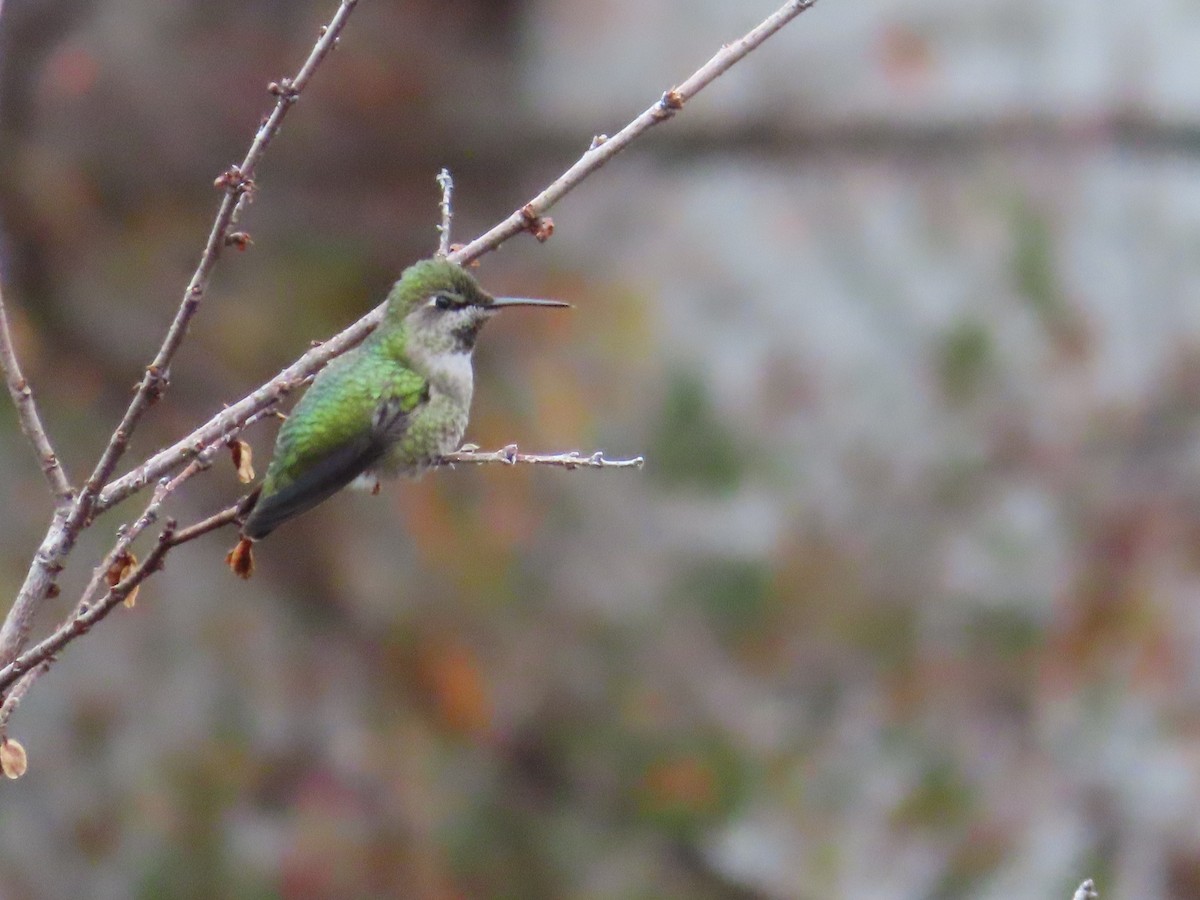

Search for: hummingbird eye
xmin=432 ymin=293 xmax=457 ymax=310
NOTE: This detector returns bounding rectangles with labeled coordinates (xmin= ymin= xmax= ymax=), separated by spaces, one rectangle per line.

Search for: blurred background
xmin=3 ymin=0 xmax=1200 ymax=896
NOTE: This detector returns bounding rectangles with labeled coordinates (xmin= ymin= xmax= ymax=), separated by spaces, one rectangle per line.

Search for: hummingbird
xmin=228 ymin=257 xmax=567 ymax=575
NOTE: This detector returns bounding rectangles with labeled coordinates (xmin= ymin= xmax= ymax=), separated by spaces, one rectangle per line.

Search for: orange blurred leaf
xmin=420 ymin=642 xmax=491 ymax=736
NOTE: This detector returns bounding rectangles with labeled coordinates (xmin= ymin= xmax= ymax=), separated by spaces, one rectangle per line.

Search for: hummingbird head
xmin=384 ymin=258 xmax=568 ymax=356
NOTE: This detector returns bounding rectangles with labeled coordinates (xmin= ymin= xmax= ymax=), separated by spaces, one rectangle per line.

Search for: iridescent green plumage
xmin=239 ymin=257 xmax=566 ymax=541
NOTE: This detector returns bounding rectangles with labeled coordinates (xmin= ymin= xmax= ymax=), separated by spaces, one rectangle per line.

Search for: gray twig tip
xmin=436 ymin=168 xmax=454 ymax=257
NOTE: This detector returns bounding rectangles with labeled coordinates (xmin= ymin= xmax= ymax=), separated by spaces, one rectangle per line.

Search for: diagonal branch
xmin=450 ymin=0 xmax=820 ymax=262
xmin=0 ymin=281 xmax=73 ymax=504
xmin=0 ymin=399 xmax=284 ymax=713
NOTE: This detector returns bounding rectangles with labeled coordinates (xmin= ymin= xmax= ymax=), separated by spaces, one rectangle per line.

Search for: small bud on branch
xmin=0 ymin=738 xmax=27 ymax=779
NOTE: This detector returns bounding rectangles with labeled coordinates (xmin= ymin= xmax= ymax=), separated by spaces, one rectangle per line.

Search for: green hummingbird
xmin=229 ymin=257 xmax=567 ymax=574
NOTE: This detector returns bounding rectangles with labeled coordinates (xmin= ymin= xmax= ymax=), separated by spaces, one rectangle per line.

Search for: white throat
xmin=412 ymin=346 xmax=475 ymax=406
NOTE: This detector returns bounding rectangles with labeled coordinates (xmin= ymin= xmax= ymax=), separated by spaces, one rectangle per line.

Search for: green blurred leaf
xmin=1010 ymin=199 xmax=1089 ymax=356
xmin=648 ymin=370 xmax=745 ymax=494
xmin=891 ymin=759 xmax=974 ymax=831
xmin=936 ymin=318 xmax=992 ymax=405
xmin=674 ymin=558 xmax=772 ymax=641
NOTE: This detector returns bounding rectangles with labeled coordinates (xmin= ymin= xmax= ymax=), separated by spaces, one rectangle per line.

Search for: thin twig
xmin=169 ymin=505 xmax=242 ymax=545
xmin=0 ymin=441 xmax=639 ymax=701
xmin=95 ymin=0 xmax=815 ymax=517
xmin=0 ymin=282 xmax=73 ymax=504
xmin=436 ymin=168 xmax=454 ymax=257
xmin=437 ymin=444 xmax=644 ymax=470
xmin=0 ymin=1 xmax=360 ymax=668
xmin=0 ymin=437 xmax=639 ymax=702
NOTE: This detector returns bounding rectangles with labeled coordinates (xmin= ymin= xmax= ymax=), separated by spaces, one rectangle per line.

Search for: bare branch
xmin=0 ymin=496 xmax=239 ymax=702
xmin=450 ymin=0 xmax=820 ymax=264
xmin=436 ymin=168 xmax=454 ymax=257
xmin=0 ymin=0 xmax=360 ymax=668
xmin=173 ymin=505 xmax=244 ymax=545
xmin=437 ymin=444 xmax=644 ymax=470
xmin=0 ymin=282 xmax=73 ymax=503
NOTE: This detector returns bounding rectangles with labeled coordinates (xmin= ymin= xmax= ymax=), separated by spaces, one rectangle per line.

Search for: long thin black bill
xmin=489 ymin=297 xmax=571 ymax=309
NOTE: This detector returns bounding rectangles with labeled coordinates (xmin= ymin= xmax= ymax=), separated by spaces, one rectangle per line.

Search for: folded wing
xmin=241 ymin=353 xmax=428 ymax=539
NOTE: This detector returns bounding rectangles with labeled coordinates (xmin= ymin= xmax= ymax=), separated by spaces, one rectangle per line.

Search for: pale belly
xmin=372 ymin=391 xmax=469 ymax=479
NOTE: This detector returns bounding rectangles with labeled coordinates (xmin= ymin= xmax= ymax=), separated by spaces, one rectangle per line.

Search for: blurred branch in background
xmin=0 ymin=0 xmax=819 ymax=769
xmin=0 ymin=280 xmax=72 ymax=501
